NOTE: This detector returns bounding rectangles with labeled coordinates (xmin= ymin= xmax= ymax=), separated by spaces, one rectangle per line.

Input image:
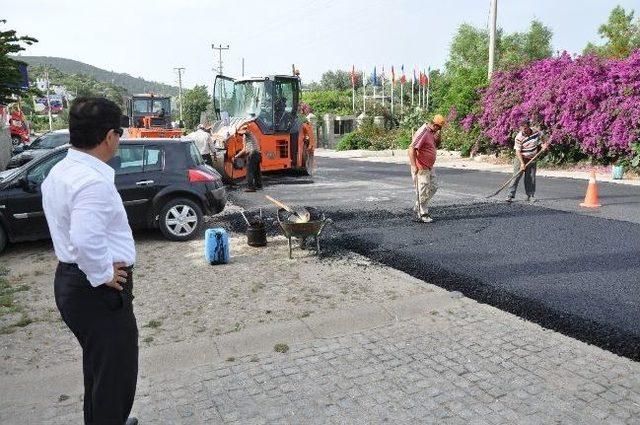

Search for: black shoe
xmin=125 ymin=418 xmax=138 ymax=425
xmin=244 ymin=188 xmax=256 ymax=193
xmin=505 ymin=197 xmax=513 ymax=203
xmin=256 ymin=186 xmax=263 ymax=190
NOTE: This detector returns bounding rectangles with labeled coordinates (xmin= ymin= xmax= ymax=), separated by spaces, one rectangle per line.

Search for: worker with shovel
xmin=506 ymin=119 xmax=549 ymax=203
xmin=409 ymin=114 xmax=445 ymax=223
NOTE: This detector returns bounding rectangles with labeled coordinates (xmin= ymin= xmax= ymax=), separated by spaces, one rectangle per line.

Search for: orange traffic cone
xmin=580 ymin=170 xmax=601 ymax=208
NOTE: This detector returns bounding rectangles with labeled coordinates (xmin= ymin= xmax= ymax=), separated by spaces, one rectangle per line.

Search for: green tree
xmin=301 ymin=90 xmax=353 ymax=116
xmin=0 ymin=20 xmax=37 ymax=104
xmin=432 ymin=20 xmax=553 ymax=118
xmin=182 ymin=85 xmax=210 ymax=130
xmin=319 ymin=69 xmax=360 ymax=91
xmin=583 ymin=6 xmax=640 ymax=58
xmin=500 ymin=20 xmax=553 ymax=69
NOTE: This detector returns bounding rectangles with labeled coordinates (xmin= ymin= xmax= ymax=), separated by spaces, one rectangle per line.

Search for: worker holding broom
xmin=408 ymin=114 xmax=445 ymax=223
xmin=506 ymin=119 xmax=549 ymax=204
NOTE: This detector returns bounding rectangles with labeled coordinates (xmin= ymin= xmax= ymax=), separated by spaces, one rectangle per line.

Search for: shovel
xmin=264 ymin=195 xmax=311 ymax=223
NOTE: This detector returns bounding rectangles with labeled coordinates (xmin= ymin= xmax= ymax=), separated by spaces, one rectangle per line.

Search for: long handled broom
xmin=486 ymin=148 xmax=546 ymax=198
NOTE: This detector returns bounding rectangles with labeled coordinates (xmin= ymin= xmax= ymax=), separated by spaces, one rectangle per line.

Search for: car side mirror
xmin=120 ymin=115 xmax=130 ymax=128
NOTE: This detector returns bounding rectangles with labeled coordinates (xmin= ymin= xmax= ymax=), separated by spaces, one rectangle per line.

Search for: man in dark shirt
xmin=234 ymin=124 xmax=262 ymax=192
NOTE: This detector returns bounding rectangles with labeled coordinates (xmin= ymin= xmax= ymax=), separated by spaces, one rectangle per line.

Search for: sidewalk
xmin=316 ymin=149 xmax=640 ymax=187
xmin=3 ymin=276 xmax=638 ymax=423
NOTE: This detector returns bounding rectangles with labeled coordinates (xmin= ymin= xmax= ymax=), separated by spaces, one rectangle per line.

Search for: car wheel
xmin=158 ymin=198 xmax=203 ymax=241
xmin=0 ymin=226 xmax=7 ymax=254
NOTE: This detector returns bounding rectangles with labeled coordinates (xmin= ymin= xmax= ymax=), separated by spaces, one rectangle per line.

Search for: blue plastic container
xmin=204 ymin=228 xmax=230 ymax=265
xmin=612 ymin=165 xmax=624 ymax=180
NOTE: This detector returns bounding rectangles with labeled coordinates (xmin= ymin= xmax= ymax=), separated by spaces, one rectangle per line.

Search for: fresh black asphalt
xmin=228 ymin=157 xmax=640 ymax=360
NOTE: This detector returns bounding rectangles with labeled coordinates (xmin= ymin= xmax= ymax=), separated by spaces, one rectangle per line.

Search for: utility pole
xmin=211 ymin=43 xmax=229 ymax=75
xmin=44 ymin=66 xmax=53 ymax=131
xmin=174 ymin=67 xmax=185 ymax=124
xmin=488 ymin=0 xmax=498 ymax=80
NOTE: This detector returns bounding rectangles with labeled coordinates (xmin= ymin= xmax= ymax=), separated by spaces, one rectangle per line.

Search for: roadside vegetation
xmin=309 ymin=6 xmax=640 ymax=171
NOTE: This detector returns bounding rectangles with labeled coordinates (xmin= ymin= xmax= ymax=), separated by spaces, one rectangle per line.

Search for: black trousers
xmin=246 ymin=151 xmax=262 ymax=189
xmin=54 ymin=262 xmax=138 ymax=425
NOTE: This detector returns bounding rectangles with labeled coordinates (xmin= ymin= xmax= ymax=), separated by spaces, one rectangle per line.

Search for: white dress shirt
xmin=42 ymin=149 xmax=136 ymax=286
xmin=186 ymin=129 xmax=213 ymax=155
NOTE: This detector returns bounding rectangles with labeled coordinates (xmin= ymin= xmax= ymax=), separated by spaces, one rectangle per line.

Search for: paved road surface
xmin=230 ymin=157 xmax=640 ymax=359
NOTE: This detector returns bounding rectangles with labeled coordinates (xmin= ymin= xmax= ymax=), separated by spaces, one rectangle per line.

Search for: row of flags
xmin=350 ymin=65 xmax=431 ymax=87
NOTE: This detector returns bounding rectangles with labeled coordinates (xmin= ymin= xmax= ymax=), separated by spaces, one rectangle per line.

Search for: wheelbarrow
xmin=277 ymin=207 xmax=332 ymax=259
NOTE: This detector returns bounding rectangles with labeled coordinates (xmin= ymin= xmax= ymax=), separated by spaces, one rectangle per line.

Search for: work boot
xmin=244 ymin=188 xmax=256 ymax=193
xmin=419 ymin=214 xmax=433 ymax=223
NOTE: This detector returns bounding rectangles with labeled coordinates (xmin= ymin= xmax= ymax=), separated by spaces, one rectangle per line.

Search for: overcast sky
xmin=3 ymin=0 xmax=637 ymax=89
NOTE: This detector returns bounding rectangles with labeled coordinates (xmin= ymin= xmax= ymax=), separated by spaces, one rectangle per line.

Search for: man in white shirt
xmin=42 ymin=97 xmax=138 ymax=425
xmin=186 ymin=124 xmax=214 ymax=165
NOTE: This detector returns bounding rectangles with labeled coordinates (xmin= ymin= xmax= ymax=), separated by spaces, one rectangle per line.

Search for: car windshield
xmin=231 ymin=81 xmax=263 ymax=117
xmin=29 ymin=132 xmax=68 ymax=149
xmin=230 ymin=80 xmax=274 ymax=123
xmin=133 ymin=98 xmax=170 ymax=115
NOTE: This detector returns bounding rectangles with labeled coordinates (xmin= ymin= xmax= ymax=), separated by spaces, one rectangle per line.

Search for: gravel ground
xmin=0 ymin=206 xmax=429 ymax=376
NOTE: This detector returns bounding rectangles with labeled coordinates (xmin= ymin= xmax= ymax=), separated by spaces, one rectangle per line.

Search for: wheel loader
xmin=124 ymin=94 xmax=182 ymax=139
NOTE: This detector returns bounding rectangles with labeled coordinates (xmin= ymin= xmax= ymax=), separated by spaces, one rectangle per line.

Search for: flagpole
xmin=351 ymin=66 xmax=356 ymax=113
xmin=362 ymin=70 xmax=366 ymax=115
xmin=422 ymin=69 xmax=426 ymax=110
xmin=426 ymin=67 xmax=431 ymax=111
xmin=390 ymin=66 xmax=395 ymax=116
xmin=373 ymin=84 xmax=376 ymax=107
xmin=426 ymin=80 xmax=430 ymax=111
xmin=418 ymin=73 xmax=422 ymax=109
xmin=352 ymin=69 xmax=356 ymax=113
xmin=411 ymin=70 xmax=414 ymax=108
xmin=391 ymin=80 xmax=394 ymax=116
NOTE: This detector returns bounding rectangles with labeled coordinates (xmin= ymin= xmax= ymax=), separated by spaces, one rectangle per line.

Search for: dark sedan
xmin=0 ymin=138 xmax=226 ymax=253
xmin=8 ymin=129 xmax=70 ymax=169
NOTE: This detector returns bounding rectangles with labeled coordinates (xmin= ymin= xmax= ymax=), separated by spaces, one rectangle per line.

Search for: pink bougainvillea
xmin=478 ymin=50 xmax=640 ymax=159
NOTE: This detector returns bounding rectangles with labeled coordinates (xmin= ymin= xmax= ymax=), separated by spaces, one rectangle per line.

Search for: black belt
xmin=59 ymin=262 xmax=134 ymax=272
xmin=59 ymin=262 xmax=135 ymax=299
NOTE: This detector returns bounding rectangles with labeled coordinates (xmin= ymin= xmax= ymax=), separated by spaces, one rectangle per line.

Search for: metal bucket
xmin=246 ymin=219 xmax=267 ymax=247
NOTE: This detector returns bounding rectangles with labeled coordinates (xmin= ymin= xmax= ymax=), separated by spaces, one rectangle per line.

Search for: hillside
xmin=15 ymin=56 xmax=179 ymax=96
